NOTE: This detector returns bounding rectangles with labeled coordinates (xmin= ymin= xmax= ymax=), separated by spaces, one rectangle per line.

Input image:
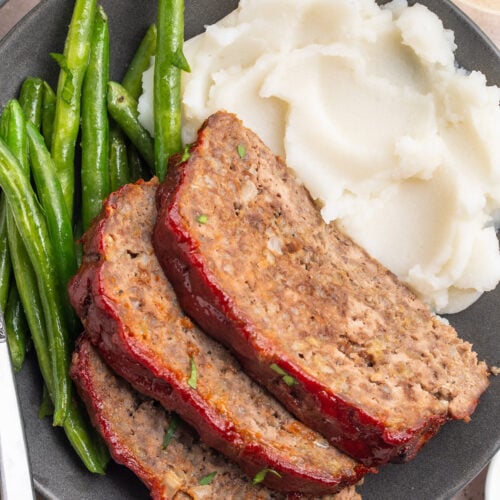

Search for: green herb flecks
xmin=196 ymin=214 xmax=208 ymax=224
xmin=252 ymin=468 xmax=282 ymax=485
xmin=198 ymin=471 xmax=217 ymax=485
xmin=270 ymin=363 xmax=297 ymax=386
xmin=188 ymin=357 xmax=198 ymax=389
xmin=237 ymin=143 xmax=246 ymax=159
xmin=181 ymin=143 xmax=191 ymax=162
xmin=162 ymin=413 xmax=180 ymax=449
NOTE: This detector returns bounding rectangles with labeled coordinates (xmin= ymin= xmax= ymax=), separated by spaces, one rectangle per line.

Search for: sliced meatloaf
xmin=68 ymin=178 xmax=371 ymax=495
xmin=70 ymin=335 xmax=362 ymax=500
xmin=153 ymin=111 xmax=490 ymax=466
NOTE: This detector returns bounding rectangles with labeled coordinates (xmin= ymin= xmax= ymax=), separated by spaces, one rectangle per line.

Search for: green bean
xmin=107 ymin=81 xmax=155 ymax=169
xmin=73 ymin=217 xmax=84 ymax=269
xmin=1 ymin=100 xmax=28 ymax=172
xmin=9 ymin=211 xmax=108 ymax=472
xmin=122 ymin=24 xmax=157 ymax=100
xmin=7 ymin=207 xmax=49 ymax=381
xmin=0 ymin=102 xmax=12 ymax=309
xmin=19 ymin=77 xmax=44 ymax=129
xmin=27 ymin=121 xmax=77 ymax=298
xmin=0 ymin=195 xmax=11 ymax=311
xmin=81 ymin=5 xmax=110 ymax=230
xmin=109 ymin=125 xmax=130 ymax=191
xmin=154 ymin=0 xmax=188 ymax=180
xmin=64 ymin=399 xmax=109 ymax=473
xmin=9 ymin=207 xmax=108 ymax=472
xmin=107 ymin=24 xmax=158 ymax=190
xmin=0 ymin=104 xmax=9 ymax=139
xmin=0 ymin=100 xmax=29 ymax=313
xmin=0 ymin=102 xmax=29 ymax=372
xmin=0 ymin=135 xmax=71 ymax=426
xmin=38 ymin=384 xmax=54 ymax=419
xmin=128 ymin=143 xmax=147 ymax=182
xmin=50 ymin=0 xmax=97 ymax=218
xmin=2 ymin=100 xmax=51 ymax=397
xmin=5 ymin=282 xmax=28 ymax=372
xmin=41 ymin=81 xmax=56 ymax=150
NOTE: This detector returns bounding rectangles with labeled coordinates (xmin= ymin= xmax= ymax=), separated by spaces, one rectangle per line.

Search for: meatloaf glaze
xmin=153 ymin=111 xmax=490 ymax=466
xmin=68 ymin=178 xmax=371 ymax=495
xmin=70 ymin=335 xmax=362 ymax=500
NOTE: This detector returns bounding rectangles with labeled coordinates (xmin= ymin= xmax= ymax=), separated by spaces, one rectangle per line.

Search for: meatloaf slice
xmin=153 ymin=111 xmax=490 ymax=466
xmin=70 ymin=335 xmax=362 ymax=500
xmin=68 ymin=178 xmax=371 ymax=495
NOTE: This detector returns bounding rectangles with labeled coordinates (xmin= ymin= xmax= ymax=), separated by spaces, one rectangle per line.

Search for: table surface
xmin=0 ymin=1 xmax=498 ymax=499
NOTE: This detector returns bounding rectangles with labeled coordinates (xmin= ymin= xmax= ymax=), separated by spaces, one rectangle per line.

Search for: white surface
xmin=485 ymin=449 xmax=500 ymax=500
xmin=0 ymin=317 xmax=35 ymax=500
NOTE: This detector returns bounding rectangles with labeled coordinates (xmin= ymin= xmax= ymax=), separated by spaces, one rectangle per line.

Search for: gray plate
xmin=0 ymin=0 xmax=499 ymax=499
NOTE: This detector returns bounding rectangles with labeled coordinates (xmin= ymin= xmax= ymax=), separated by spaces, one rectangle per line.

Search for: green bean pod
xmin=27 ymin=122 xmax=77 ymax=292
xmin=128 ymin=143 xmax=147 ymax=182
xmin=106 ymin=24 xmax=158 ymax=190
xmin=107 ymin=81 xmax=155 ymax=169
xmin=7 ymin=207 xmax=50 ymax=379
xmin=19 ymin=77 xmax=44 ymax=129
xmin=81 ymin=5 xmax=110 ymax=230
xmin=0 ymin=102 xmax=12 ymax=307
xmin=154 ymin=0 xmax=188 ymax=180
xmin=109 ymin=125 xmax=130 ymax=191
xmin=5 ymin=282 xmax=29 ymax=372
xmin=50 ymin=0 xmax=97 ymax=218
xmin=1 ymin=100 xmax=29 ymax=172
xmin=0 ymin=100 xmax=29 ymax=312
xmin=122 ymin=24 xmax=157 ymax=100
xmin=9 ymin=211 xmax=108 ymax=472
xmin=0 ymin=104 xmax=9 ymax=139
xmin=38 ymin=384 xmax=54 ymax=418
xmin=9 ymin=207 xmax=108 ymax=471
xmin=64 ymin=399 xmax=109 ymax=473
xmin=0 ymin=101 xmax=29 ymax=370
xmin=41 ymin=81 xmax=56 ymax=150
xmin=0 ymin=195 xmax=11 ymax=311
xmin=0 ymin=135 xmax=71 ymax=426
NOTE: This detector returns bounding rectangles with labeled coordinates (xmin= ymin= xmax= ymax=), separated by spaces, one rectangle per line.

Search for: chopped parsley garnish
xmin=237 ymin=144 xmax=247 ymax=159
xmin=270 ymin=363 xmax=297 ymax=386
xmin=162 ymin=413 xmax=180 ymax=449
xmin=198 ymin=471 xmax=217 ymax=485
xmin=252 ymin=468 xmax=282 ymax=485
xmin=188 ymin=357 xmax=198 ymax=390
xmin=181 ymin=144 xmax=191 ymax=162
xmin=196 ymin=214 xmax=208 ymax=224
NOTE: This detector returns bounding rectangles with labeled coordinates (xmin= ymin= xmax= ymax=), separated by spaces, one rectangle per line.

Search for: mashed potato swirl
xmin=139 ymin=0 xmax=500 ymax=314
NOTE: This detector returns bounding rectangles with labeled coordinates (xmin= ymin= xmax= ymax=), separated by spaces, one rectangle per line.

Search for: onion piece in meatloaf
xmin=68 ymin=178 xmax=372 ymax=495
xmin=71 ymin=335 xmax=362 ymax=500
xmin=153 ymin=111 xmax=490 ymax=467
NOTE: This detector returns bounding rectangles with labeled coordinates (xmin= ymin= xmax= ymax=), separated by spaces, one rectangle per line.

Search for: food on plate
xmin=71 ymin=335 xmax=362 ymax=500
xmin=139 ymin=0 xmax=500 ymax=314
xmin=68 ymin=178 xmax=372 ymax=494
xmin=153 ymin=111 xmax=490 ymax=466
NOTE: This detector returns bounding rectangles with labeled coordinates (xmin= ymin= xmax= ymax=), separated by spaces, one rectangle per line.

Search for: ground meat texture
xmin=71 ymin=336 xmax=362 ymax=500
xmin=153 ymin=111 xmax=490 ymax=467
xmin=68 ymin=178 xmax=371 ymax=495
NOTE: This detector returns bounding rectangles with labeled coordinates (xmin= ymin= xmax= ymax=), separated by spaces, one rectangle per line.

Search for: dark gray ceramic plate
xmin=1 ymin=1 xmax=499 ymax=499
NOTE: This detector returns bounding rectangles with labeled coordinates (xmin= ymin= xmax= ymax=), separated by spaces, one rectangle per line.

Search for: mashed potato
xmin=139 ymin=0 xmax=500 ymax=314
